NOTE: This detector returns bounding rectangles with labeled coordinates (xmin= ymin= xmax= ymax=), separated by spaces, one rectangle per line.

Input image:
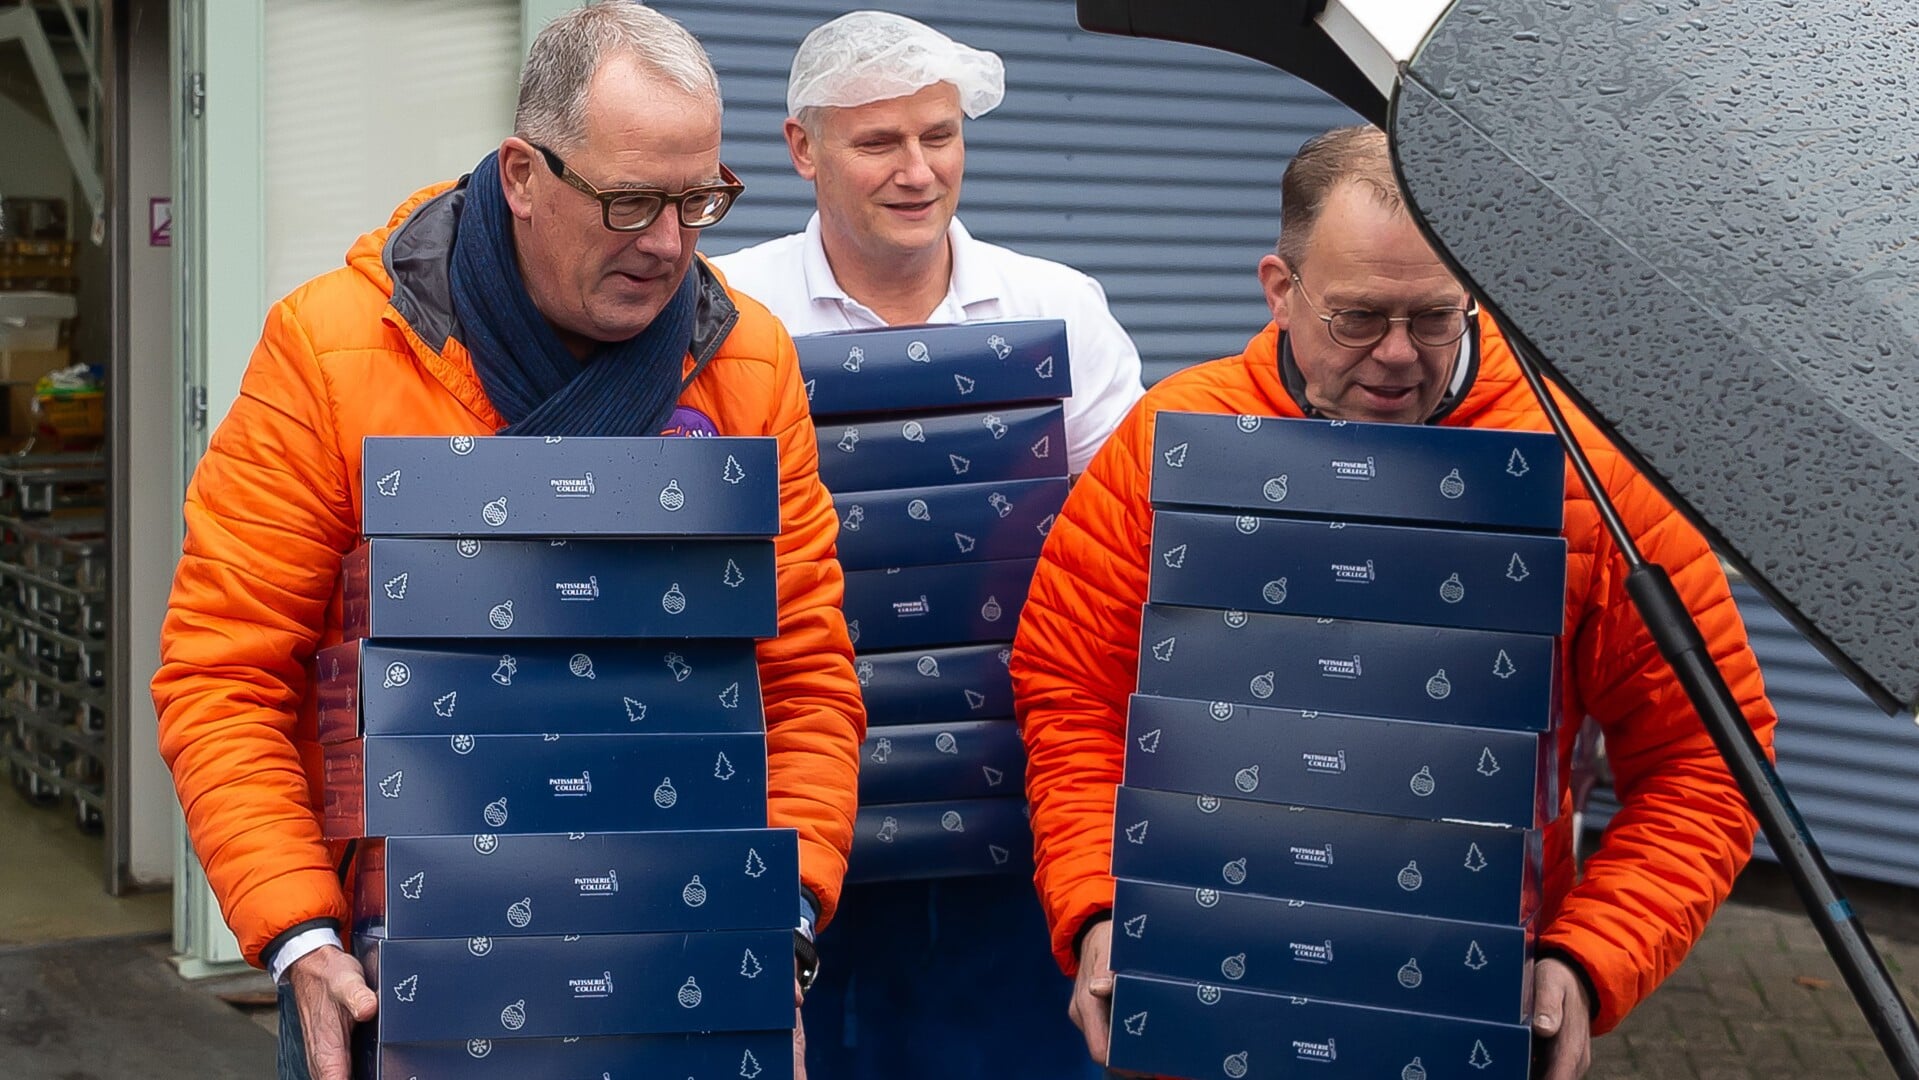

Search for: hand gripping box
xmin=356 ymin=928 xmax=795 ymax=1043
xmin=356 ymin=1030 xmax=794 ymax=1080
xmin=854 ymin=642 xmax=1014 ymax=727
xmin=322 ymin=732 xmax=767 ymax=839
xmin=1106 ymin=973 xmax=1530 ymax=1080
xmin=340 ymin=537 xmax=777 ymax=640
xmin=1137 ymin=604 xmax=1558 ymax=733
xmin=1123 ymin=695 xmax=1557 ymax=829
xmin=352 ymin=829 xmax=799 ymax=940
xmin=1151 ymin=411 xmax=1565 ymax=533
xmin=832 ymin=476 xmax=1068 ymax=571
xmin=794 ymin=319 xmax=1072 ymax=417
xmin=1109 ymin=879 xmax=1533 ymax=1025
xmin=316 ymin=639 xmax=763 ymax=743
xmin=359 ymin=435 xmax=779 ymax=538
xmin=842 ymin=559 xmax=1037 ymax=652
xmin=859 ymin=720 xmax=1025 ymax=805
xmin=845 ymin=798 xmax=1033 ymax=884
xmin=813 ymin=404 xmax=1068 ymax=493
xmin=1149 ymin=510 xmax=1569 ymax=636
xmin=1109 ymin=786 xmax=1541 ymax=926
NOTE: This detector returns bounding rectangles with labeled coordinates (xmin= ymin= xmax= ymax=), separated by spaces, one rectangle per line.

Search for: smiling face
xmin=1259 ymin=182 xmax=1472 ymax=424
xmin=501 ymin=53 xmax=722 ymax=352
xmin=787 ymin=81 xmax=965 ymax=268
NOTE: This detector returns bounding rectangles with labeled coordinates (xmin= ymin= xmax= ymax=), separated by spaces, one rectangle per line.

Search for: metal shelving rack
xmin=0 ymin=453 xmax=108 ymax=831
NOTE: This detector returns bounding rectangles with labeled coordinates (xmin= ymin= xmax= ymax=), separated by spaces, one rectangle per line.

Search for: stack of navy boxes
xmin=1104 ymin=412 xmax=1568 ymax=1080
xmin=797 ymin=321 xmax=1071 ymax=882
xmin=318 ymin=435 xmax=800 ymax=1079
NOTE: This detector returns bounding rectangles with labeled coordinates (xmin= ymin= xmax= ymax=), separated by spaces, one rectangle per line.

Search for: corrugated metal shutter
xmin=652 ymin=0 xmax=1358 ymax=385
xmin=1586 ymin=584 xmax=1919 ymax=888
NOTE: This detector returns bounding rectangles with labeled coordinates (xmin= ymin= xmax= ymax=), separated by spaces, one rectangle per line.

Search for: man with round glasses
xmin=1012 ymin=125 xmax=1775 ymax=1079
xmin=152 ymin=4 xmax=861 ymax=1078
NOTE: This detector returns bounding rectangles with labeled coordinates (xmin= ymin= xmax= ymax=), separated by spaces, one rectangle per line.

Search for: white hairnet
xmin=787 ymin=11 xmax=1005 ymax=119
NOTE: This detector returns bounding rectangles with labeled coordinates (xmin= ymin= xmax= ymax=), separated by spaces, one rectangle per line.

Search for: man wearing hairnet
xmin=713 ymin=10 xmax=1145 ymax=475
xmin=713 ymin=13 xmax=1123 ymax=1078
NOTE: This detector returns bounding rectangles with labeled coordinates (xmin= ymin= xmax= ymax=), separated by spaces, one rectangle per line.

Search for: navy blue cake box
xmin=352 ymin=830 xmax=799 ymax=939
xmin=814 ymin=404 xmax=1067 ymax=493
xmin=317 ymin=639 xmax=764 ymax=742
xmin=1137 ymin=604 xmax=1558 ymax=733
xmin=1124 ymin=695 xmax=1557 ymax=829
xmin=356 ymin=1030 xmax=793 ymax=1080
xmin=341 ymin=538 xmax=778 ymax=640
xmin=356 ymin=929 xmax=794 ymax=1043
xmin=846 ymin=798 xmax=1033 ymax=884
xmin=1110 ymin=786 xmax=1540 ymax=925
xmin=1109 ymin=879 xmax=1532 ymax=1025
xmin=1106 ymin=973 xmax=1530 ymax=1080
xmin=1149 ymin=510 xmax=1568 ymax=636
xmin=855 ymin=643 xmax=1013 ymax=727
xmin=842 ymin=560 xmax=1036 ymax=651
xmin=322 ymin=733 xmax=767 ymax=839
xmin=833 ymin=477 xmax=1067 ymax=571
xmin=359 ymin=435 xmax=779 ymax=538
xmin=1150 ymin=411 xmax=1564 ymax=534
xmin=795 ymin=319 xmax=1072 ymax=417
xmin=860 ymin=720 xmax=1025 ymax=805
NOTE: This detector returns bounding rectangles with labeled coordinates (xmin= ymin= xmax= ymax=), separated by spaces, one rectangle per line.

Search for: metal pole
xmin=1495 ymin=312 xmax=1919 ymax=1079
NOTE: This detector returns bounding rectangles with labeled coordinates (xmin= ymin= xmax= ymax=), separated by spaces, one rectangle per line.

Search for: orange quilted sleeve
xmin=753 ymin=321 xmax=866 ymax=928
xmin=1013 ymin=396 xmax=1159 ymax=974
xmin=151 ymin=298 xmax=359 ymax=966
xmin=1540 ymin=445 xmax=1778 ymax=1034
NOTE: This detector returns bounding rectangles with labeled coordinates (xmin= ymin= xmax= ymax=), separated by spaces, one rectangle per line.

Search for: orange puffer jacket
xmin=1012 ymin=318 xmax=1776 ymax=1034
xmin=153 ymin=182 xmax=865 ymax=968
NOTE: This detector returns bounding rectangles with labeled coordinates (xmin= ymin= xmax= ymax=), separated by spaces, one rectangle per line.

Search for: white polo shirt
xmin=710 ymin=214 xmax=1146 ymax=474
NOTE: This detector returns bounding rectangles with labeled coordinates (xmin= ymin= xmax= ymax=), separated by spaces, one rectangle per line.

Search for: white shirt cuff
xmin=269 ymin=927 xmax=344 ymax=983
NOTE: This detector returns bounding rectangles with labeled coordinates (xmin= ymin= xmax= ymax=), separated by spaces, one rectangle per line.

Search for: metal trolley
xmin=0 ymin=454 xmax=108 ymax=831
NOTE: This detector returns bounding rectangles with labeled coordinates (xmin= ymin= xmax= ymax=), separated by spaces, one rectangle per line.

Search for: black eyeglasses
xmin=1290 ymin=272 xmax=1478 ymax=349
xmin=533 ymin=143 xmax=744 ymax=232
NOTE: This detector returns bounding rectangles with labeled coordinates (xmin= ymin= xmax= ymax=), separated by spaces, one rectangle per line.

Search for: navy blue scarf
xmin=449 ymin=151 xmax=696 ymax=436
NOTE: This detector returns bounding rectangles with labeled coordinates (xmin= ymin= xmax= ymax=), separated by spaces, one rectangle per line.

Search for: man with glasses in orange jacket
xmin=1011 ymin=125 xmax=1777 ymax=1080
xmin=151 ymin=5 xmax=860 ymax=1079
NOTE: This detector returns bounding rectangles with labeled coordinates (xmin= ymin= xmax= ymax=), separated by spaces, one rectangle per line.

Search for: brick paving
xmin=1590 ymin=865 xmax=1919 ymax=1079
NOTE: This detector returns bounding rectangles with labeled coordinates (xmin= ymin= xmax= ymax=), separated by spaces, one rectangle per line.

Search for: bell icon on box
xmin=837 ymin=428 xmax=862 ymax=453
xmin=876 ymin=816 xmax=899 ymax=843
xmin=491 ymin=655 xmax=516 ymax=685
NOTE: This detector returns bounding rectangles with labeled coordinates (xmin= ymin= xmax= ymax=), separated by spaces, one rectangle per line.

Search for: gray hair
xmin=516 ymin=1 xmax=722 ymax=150
xmin=1277 ymin=125 xmax=1403 ymax=270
